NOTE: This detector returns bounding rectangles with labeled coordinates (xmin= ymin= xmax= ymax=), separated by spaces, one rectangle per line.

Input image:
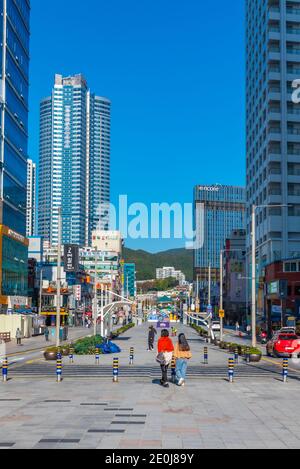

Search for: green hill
xmin=123 ymin=247 xmax=193 ymax=281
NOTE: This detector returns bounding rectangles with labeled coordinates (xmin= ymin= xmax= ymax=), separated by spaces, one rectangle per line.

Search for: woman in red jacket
xmin=157 ymin=329 xmax=174 ymax=388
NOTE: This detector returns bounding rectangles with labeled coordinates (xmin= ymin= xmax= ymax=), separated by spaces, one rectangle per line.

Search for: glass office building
xmin=38 ymin=74 xmax=111 ymax=247
xmin=246 ymin=0 xmax=300 ymax=266
xmin=193 ymin=185 xmax=246 ymax=285
xmin=0 ymin=0 xmax=30 ymax=308
xmin=0 ymin=0 xmax=30 ymax=235
xmin=123 ymin=263 xmax=136 ymax=298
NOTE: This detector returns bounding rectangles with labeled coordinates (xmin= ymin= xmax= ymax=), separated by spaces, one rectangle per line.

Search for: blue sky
xmin=29 ymin=0 xmax=245 ymax=252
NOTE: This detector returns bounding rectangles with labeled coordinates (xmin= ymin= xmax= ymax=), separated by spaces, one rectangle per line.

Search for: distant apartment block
xmin=156 ymin=266 xmax=186 ymax=286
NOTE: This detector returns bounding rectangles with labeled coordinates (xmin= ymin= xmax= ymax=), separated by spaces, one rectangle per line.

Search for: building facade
xmin=223 ymin=229 xmax=248 ymax=325
xmin=246 ymin=0 xmax=300 ymax=268
xmin=38 ymin=74 xmax=111 ymax=247
xmin=26 ymin=158 xmax=36 ymax=237
xmin=194 ymin=185 xmax=246 ymax=286
xmin=0 ymin=0 xmax=30 ymax=311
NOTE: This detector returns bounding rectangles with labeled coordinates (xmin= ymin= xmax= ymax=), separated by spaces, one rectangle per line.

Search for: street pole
xmin=208 ymin=263 xmax=211 ymax=306
xmin=251 ymin=205 xmax=257 ymax=348
xmin=220 ymin=251 xmax=223 ymax=342
xmin=39 ymin=268 xmax=43 ymax=316
xmin=100 ymin=285 xmax=104 ymax=338
xmin=93 ymin=253 xmax=98 ymax=337
xmin=56 ymin=207 xmax=62 ymax=348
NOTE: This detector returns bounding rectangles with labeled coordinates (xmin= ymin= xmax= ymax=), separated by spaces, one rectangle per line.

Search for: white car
xmin=211 ymin=321 xmax=221 ymax=331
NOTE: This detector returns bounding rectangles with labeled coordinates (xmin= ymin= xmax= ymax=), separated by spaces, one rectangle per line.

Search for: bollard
xmin=228 ymin=358 xmax=235 ymax=383
xmin=204 ymin=347 xmax=208 ymax=365
xmin=69 ymin=347 xmax=74 ymax=364
xmin=282 ymin=358 xmax=289 ymax=383
xmin=113 ymin=358 xmax=119 ymax=383
xmin=171 ymin=356 xmax=176 ymax=383
xmin=234 ymin=348 xmax=239 ymax=365
xmin=246 ymin=347 xmax=250 ymax=364
xmin=95 ymin=347 xmax=100 ymax=365
xmin=2 ymin=358 xmax=8 ymax=383
xmin=129 ymin=347 xmax=134 ymax=365
xmin=56 ymin=353 xmax=62 ymax=383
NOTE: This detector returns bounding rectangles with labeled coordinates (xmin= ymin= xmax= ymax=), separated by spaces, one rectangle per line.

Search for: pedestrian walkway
xmin=2 ymin=322 xmax=300 ymax=449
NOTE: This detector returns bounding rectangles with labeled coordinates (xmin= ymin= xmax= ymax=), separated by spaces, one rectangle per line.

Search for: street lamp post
xmin=56 ymin=207 xmax=62 ymax=348
xmin=219 ymin=252 xmax=224 ymax=342
xmin=251 ymin=205 xmax=257 ymax=347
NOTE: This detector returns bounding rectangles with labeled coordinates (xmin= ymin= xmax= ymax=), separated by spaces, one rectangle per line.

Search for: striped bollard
xmin=113 ymin=358 xmax=119 ymax=383
xmin=95 ymin=348 xmax=100 ymax=365
xmin=171 ymin=356 xmax=176 ymax=383
xmin=204 ymin=347 xmax=208 ymax=365
xmin=56 ymin=353 xmax=62 ymax=383
xmin=2 ymin=358 xmax=8 ymax=383
xmin=283 ymin=358 xmax=289 ymax=383
xmin=69 ymin=347 xmax=74 ymax=364
xmin=234 ymin=348 xmax=239 ymax=365
xmin=129 ymin=347 xmax=134 ymax=365
xmin=228 ymin=358 xmax=235 ymax=383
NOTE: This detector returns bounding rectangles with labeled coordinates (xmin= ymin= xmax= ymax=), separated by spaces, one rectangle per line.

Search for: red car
xmin=266 ymin=333 xmax=300 ymax=358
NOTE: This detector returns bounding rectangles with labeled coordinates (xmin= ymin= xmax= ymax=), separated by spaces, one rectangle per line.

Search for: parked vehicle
xmin=266 ymin=333 xmax=300 ymax=358
xmin=211 ymin=321 xmax=221 ymax=332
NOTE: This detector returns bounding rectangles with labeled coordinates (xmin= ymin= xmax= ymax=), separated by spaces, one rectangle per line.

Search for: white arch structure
xmin=183 ymin=310 xmax=215 ymax=341
xmin=97 ymin=291 xmax=136 ymax=337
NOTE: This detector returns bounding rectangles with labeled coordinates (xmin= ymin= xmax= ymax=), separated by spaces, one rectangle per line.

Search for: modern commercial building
xmin=246 ymin=0 xmax=300 ymax=324
xmin=246 ymin=0 xmax=300 ymax=267
xmin=38 ymin=74 xmax=111 ymax=247
xmin=26 ymin=159 xmax=36 ymax=237
xmin=222 ymin=229 xmax=247 ymax=325
xmin=156 ymin=266 xmax=186 ymax=286
xmin=0 ymin=0 xmax=30 ymax=311
xmin=193 ymin=185 xmax=246 ymax=286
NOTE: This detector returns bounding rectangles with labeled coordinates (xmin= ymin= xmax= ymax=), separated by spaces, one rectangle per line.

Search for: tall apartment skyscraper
xmin=194 ymin=185 xmax=246 ymax=285
xmin=26 ymin=159 xmax=36 ymax=237
xmin=0 ymin=0 xmax=30 ymax=311
xmin=38 ymin=74 xmax=111 ymax=247
xmin=246 ymin=0 xmax=300 ymax=267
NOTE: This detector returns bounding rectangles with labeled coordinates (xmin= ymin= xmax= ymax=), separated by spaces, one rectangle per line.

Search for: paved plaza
xmin=1 ymin=324 xmax=300 ymax=449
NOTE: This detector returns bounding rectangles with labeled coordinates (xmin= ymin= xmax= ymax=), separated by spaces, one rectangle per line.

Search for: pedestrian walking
xmin=148 ymin=325 xmax=157 ymax=351
xmin=156 ymin=329 xmax=174 ymax=388
xmin=44 ymin=326 xmax=50 ymax=342
xmin=16 ymin=328 xmax=22 ymax=346
xmin=174 ymin=333 xmax=192 ymax=387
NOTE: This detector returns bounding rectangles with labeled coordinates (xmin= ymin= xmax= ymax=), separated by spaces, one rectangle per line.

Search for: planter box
xmin=244 ymin=354 xmax=262 ymax=363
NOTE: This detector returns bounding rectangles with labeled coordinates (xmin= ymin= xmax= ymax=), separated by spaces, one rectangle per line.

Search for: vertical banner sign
xmin=64 ymin=245 xmax=79 ymax=273
xmin=74 ymin=285 xmax=82 ymax=302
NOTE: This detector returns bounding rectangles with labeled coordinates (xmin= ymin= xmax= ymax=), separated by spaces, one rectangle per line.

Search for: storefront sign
xmin=64 ymin=245 xmax=79 ymax=273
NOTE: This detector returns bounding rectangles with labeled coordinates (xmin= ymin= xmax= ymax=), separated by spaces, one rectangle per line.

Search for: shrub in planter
xmin=44 ymin=346 xmax=70 ymax=360
xmin=243 ymin=347 xmax=262 ymax=362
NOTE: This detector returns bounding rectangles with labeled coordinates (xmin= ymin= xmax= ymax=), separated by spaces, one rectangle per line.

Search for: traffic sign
xmin=207 ymin=304 xmax=213 ymax=314
xmin=219 ymin=309 xmax=225 ymax=319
